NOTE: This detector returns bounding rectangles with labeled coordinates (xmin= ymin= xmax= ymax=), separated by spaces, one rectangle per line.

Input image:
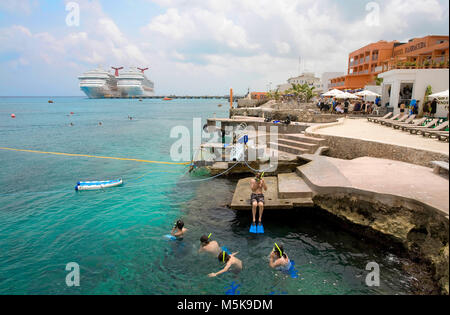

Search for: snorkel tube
xmin=273 ymin=243 xmax=283 ymax=257
xmin=256 ymin=172 xmax=265 ymax=182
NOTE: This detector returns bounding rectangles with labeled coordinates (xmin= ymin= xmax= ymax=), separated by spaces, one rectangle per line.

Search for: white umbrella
xmin=429 ymin=90 xmax=449 ymax=99
xmin=355 ymin=90 xmax=381 ymax=97
xmin=322 ymin=89 xmax=345 ymax=97
xmin=335 ymin=92 xmax=360 ymax=99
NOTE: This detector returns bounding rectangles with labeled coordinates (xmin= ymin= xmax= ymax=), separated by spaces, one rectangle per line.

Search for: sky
xmin=0 ymin=0 xmax=448 ymax=96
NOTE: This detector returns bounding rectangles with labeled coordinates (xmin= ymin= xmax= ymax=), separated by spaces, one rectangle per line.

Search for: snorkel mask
xmin=256 ymin=172 xmax=265 ymax=182
xmin=273 ymin=243 xmax=283 ymax=257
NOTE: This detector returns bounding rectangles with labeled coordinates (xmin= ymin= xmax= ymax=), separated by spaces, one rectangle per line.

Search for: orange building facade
xmin=329 ymin=35 xmax=449 ymax=91
xmin=250 ymin=92 xmax=267 ymax=100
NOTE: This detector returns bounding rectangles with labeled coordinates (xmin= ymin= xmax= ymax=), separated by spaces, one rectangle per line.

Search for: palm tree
xmin=288 ymin=84 xmax=303 ymax=104
xmin=300 ymin=84 xmax=317 ymax=102
xmin=273 ymin=89 xmax=281 ymax=102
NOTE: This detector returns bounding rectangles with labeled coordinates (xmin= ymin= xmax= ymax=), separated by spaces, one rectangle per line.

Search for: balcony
xmin=383 ymin=55 xmax=449 ymax=71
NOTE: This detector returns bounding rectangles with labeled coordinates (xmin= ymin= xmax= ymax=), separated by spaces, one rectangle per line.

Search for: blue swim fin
xmin=249 ymin=223 xmax=257 ymax=234
xmin=257 ymin=223 xmax=264 ymax=234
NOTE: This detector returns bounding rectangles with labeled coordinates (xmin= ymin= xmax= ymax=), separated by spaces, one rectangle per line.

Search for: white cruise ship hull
xmin=118 ymin=85 xmax=155 ymax=97
xmin=78 ymin=67 xmax=155 ymax=98
xmin=80 ymin=85 xmax=112 ymax=99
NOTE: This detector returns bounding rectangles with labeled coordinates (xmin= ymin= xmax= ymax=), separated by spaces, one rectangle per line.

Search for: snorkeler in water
xmin=208 ymin=251 xmax=242 ymax=278
xmin=269 ymin=243 xmax=291 ymax=271
xmin=198 ymin=234 xmax=221 ymax=256
xmin=171 ymin=219 xmax=188 ymax=239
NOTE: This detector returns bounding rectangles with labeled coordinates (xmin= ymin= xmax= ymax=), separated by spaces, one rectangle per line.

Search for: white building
xmin=379 ymin=69 xmax=449 ymax=117
xmin=321 ymin=72 xmax=345 ymax=91
xmin=277 ymin=72 xmax=323 ymax=93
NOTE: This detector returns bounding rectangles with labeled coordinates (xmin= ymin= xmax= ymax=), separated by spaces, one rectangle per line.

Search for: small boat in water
xmin=75 ymin=179 xmax=123 ymax=191
xmin=163 ymin=97 xmax=173 ymax=101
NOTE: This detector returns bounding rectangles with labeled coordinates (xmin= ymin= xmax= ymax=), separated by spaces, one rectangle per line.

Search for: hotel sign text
xmin=394 ymin=41 xmax=427 ymax=56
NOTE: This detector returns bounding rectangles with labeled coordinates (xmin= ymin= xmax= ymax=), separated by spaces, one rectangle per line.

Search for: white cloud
xmin=0 ymin=0 xmax=448 ymax=95
xmin=0 ymin=0 xmax=37 ymax=15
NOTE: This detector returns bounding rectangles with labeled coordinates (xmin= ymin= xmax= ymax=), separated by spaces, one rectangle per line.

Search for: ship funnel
xmin=111 ymin=66 xmax=124 ymax=77
xmin=137 ymin=67 xmax=149 ymax=74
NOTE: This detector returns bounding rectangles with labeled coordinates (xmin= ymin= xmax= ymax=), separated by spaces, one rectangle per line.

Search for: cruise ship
xmin=78 ymin=67 xmax=120 ymax=98
xmin=116 ymin=67 xmax=155 ymax=97
xmin=78 ymin=66 xmax=155 ymax=98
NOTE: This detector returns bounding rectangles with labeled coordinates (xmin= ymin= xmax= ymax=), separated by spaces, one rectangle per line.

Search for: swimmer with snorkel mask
xmin=208 ymin=251 xmax=242 ymax=278
xmin=171 ymin=219 xmax=188 ymax=239
xmin=269 ymin=243 xmax=291 ymax=271
xmin=198 ymin=233 xmax=221 ymax=256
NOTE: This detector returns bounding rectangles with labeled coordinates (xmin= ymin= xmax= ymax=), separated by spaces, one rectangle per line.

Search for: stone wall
xmin=230 ymin=107 xmax=338 ymax=124
xmin=221 ymin=120 xmax=310 ymax=134
xmin=304 ymin=132 xmax=449 ymax=167
xmin=237 ymin=99 xmax=267 ymax=108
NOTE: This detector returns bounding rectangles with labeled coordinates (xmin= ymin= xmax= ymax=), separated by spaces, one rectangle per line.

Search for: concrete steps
xmin=281 ymin=134 xmax=326 ymax=145
xmin=269 ymin=142 xmax=310 ymax=156
xmin=267 ymin=133 xmax=326 ymax=156
xmin=278 ymin=173 xmax=314 ymax=199
xmin=278 ymin=138 xmax=318 ymax=152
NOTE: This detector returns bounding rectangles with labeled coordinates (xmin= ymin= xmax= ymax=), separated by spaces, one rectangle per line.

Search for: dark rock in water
xmin=48 ymin=100 xmax=54 ymax=103
xmin=314 ymin=193 xmax=449 ymax=295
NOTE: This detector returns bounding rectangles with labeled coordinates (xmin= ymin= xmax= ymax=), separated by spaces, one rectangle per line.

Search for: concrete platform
xmin=278 ymin=173 xmax=313 ymax=199
xmin=298 ymin=154 xmax=449 ymax=216
xmin=312 ymin=118 xmax=449 ymax=155
xmin=230 ymin=176 xmax=313 ymax=210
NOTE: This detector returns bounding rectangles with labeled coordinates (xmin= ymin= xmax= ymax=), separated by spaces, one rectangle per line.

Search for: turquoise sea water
xmin=0 ymin=97 xmax=419 ymax=295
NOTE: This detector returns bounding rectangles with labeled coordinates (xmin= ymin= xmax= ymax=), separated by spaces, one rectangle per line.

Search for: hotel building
xmin=329 ymin=35 xmax=449 ymax=91
xmin=277 ymin=72 xmax=323 ymax=94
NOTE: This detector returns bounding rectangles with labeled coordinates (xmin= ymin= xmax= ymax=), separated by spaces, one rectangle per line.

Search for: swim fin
xmin=249 ymin=223 xmax=257 ymax=234
xmin=257 ymin=223 xmax=264 ymax=234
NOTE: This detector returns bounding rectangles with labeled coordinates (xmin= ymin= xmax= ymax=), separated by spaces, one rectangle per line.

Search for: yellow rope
xmin=0 ymin=147 xmax=190 ymax=166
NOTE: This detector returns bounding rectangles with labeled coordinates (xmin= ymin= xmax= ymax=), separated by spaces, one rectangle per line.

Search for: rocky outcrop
xmin=313 ymin=193 xmax=449 ymax=295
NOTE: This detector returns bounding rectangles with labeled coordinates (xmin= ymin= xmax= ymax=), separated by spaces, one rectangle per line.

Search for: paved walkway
xmin=313 ymin=118 xmax=449 ymax=155
xmin=299 ymin=154 xmax=449 ymax=216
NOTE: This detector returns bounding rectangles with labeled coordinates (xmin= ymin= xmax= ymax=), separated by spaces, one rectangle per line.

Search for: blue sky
xmin=0 ymin=0 xmax=448 ymax=96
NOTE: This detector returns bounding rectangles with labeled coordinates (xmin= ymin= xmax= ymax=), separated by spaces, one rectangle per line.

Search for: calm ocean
xmin=0 ymin=97 xmax=418 ymax=294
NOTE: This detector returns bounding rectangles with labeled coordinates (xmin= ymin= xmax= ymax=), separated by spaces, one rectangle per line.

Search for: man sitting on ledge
xmin=250 ymin=172 xmax=268 ymax=234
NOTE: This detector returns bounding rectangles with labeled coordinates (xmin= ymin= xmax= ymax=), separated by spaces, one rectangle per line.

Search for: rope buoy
xmin=0 ymin=147 xmax=190 ymax=165
xmin=11 ymin=114 xmax=16 ymax=118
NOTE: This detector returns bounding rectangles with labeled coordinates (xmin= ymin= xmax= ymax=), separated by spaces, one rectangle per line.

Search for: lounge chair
xmin=368 ymin=112 xmax=392 ymax=123
xmin=395 ymin=117 xmax=426 ymax=130
xmin=406 ymin=119 xmax=439 ymax=134
xmin=379 ymin=113 xmax=401 ymax=125
xmin=421 ymin=121 xmax=449 ymax=137
xmin=431 ymin=161 xmax=449 ymax=174
xmin=384 ymin=114 xmax=412 ymax=127
xmin=438 ymin=133 xmax=449 ymax=142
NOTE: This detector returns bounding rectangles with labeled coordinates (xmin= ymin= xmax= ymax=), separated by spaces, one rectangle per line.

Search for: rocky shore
xmin=314 ymin=193 xmax=449 ymax=294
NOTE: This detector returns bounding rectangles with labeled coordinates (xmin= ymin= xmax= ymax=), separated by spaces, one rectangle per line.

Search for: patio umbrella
xmin=322 ymin=89 xmax=345 ymax=97
xmin=335 ymin=92 xmax=360 ymax=99
xmin=429 ymin=90 xmax=449 ymax=100
xmin=355 ymin=90 xmax=381 ymax=97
